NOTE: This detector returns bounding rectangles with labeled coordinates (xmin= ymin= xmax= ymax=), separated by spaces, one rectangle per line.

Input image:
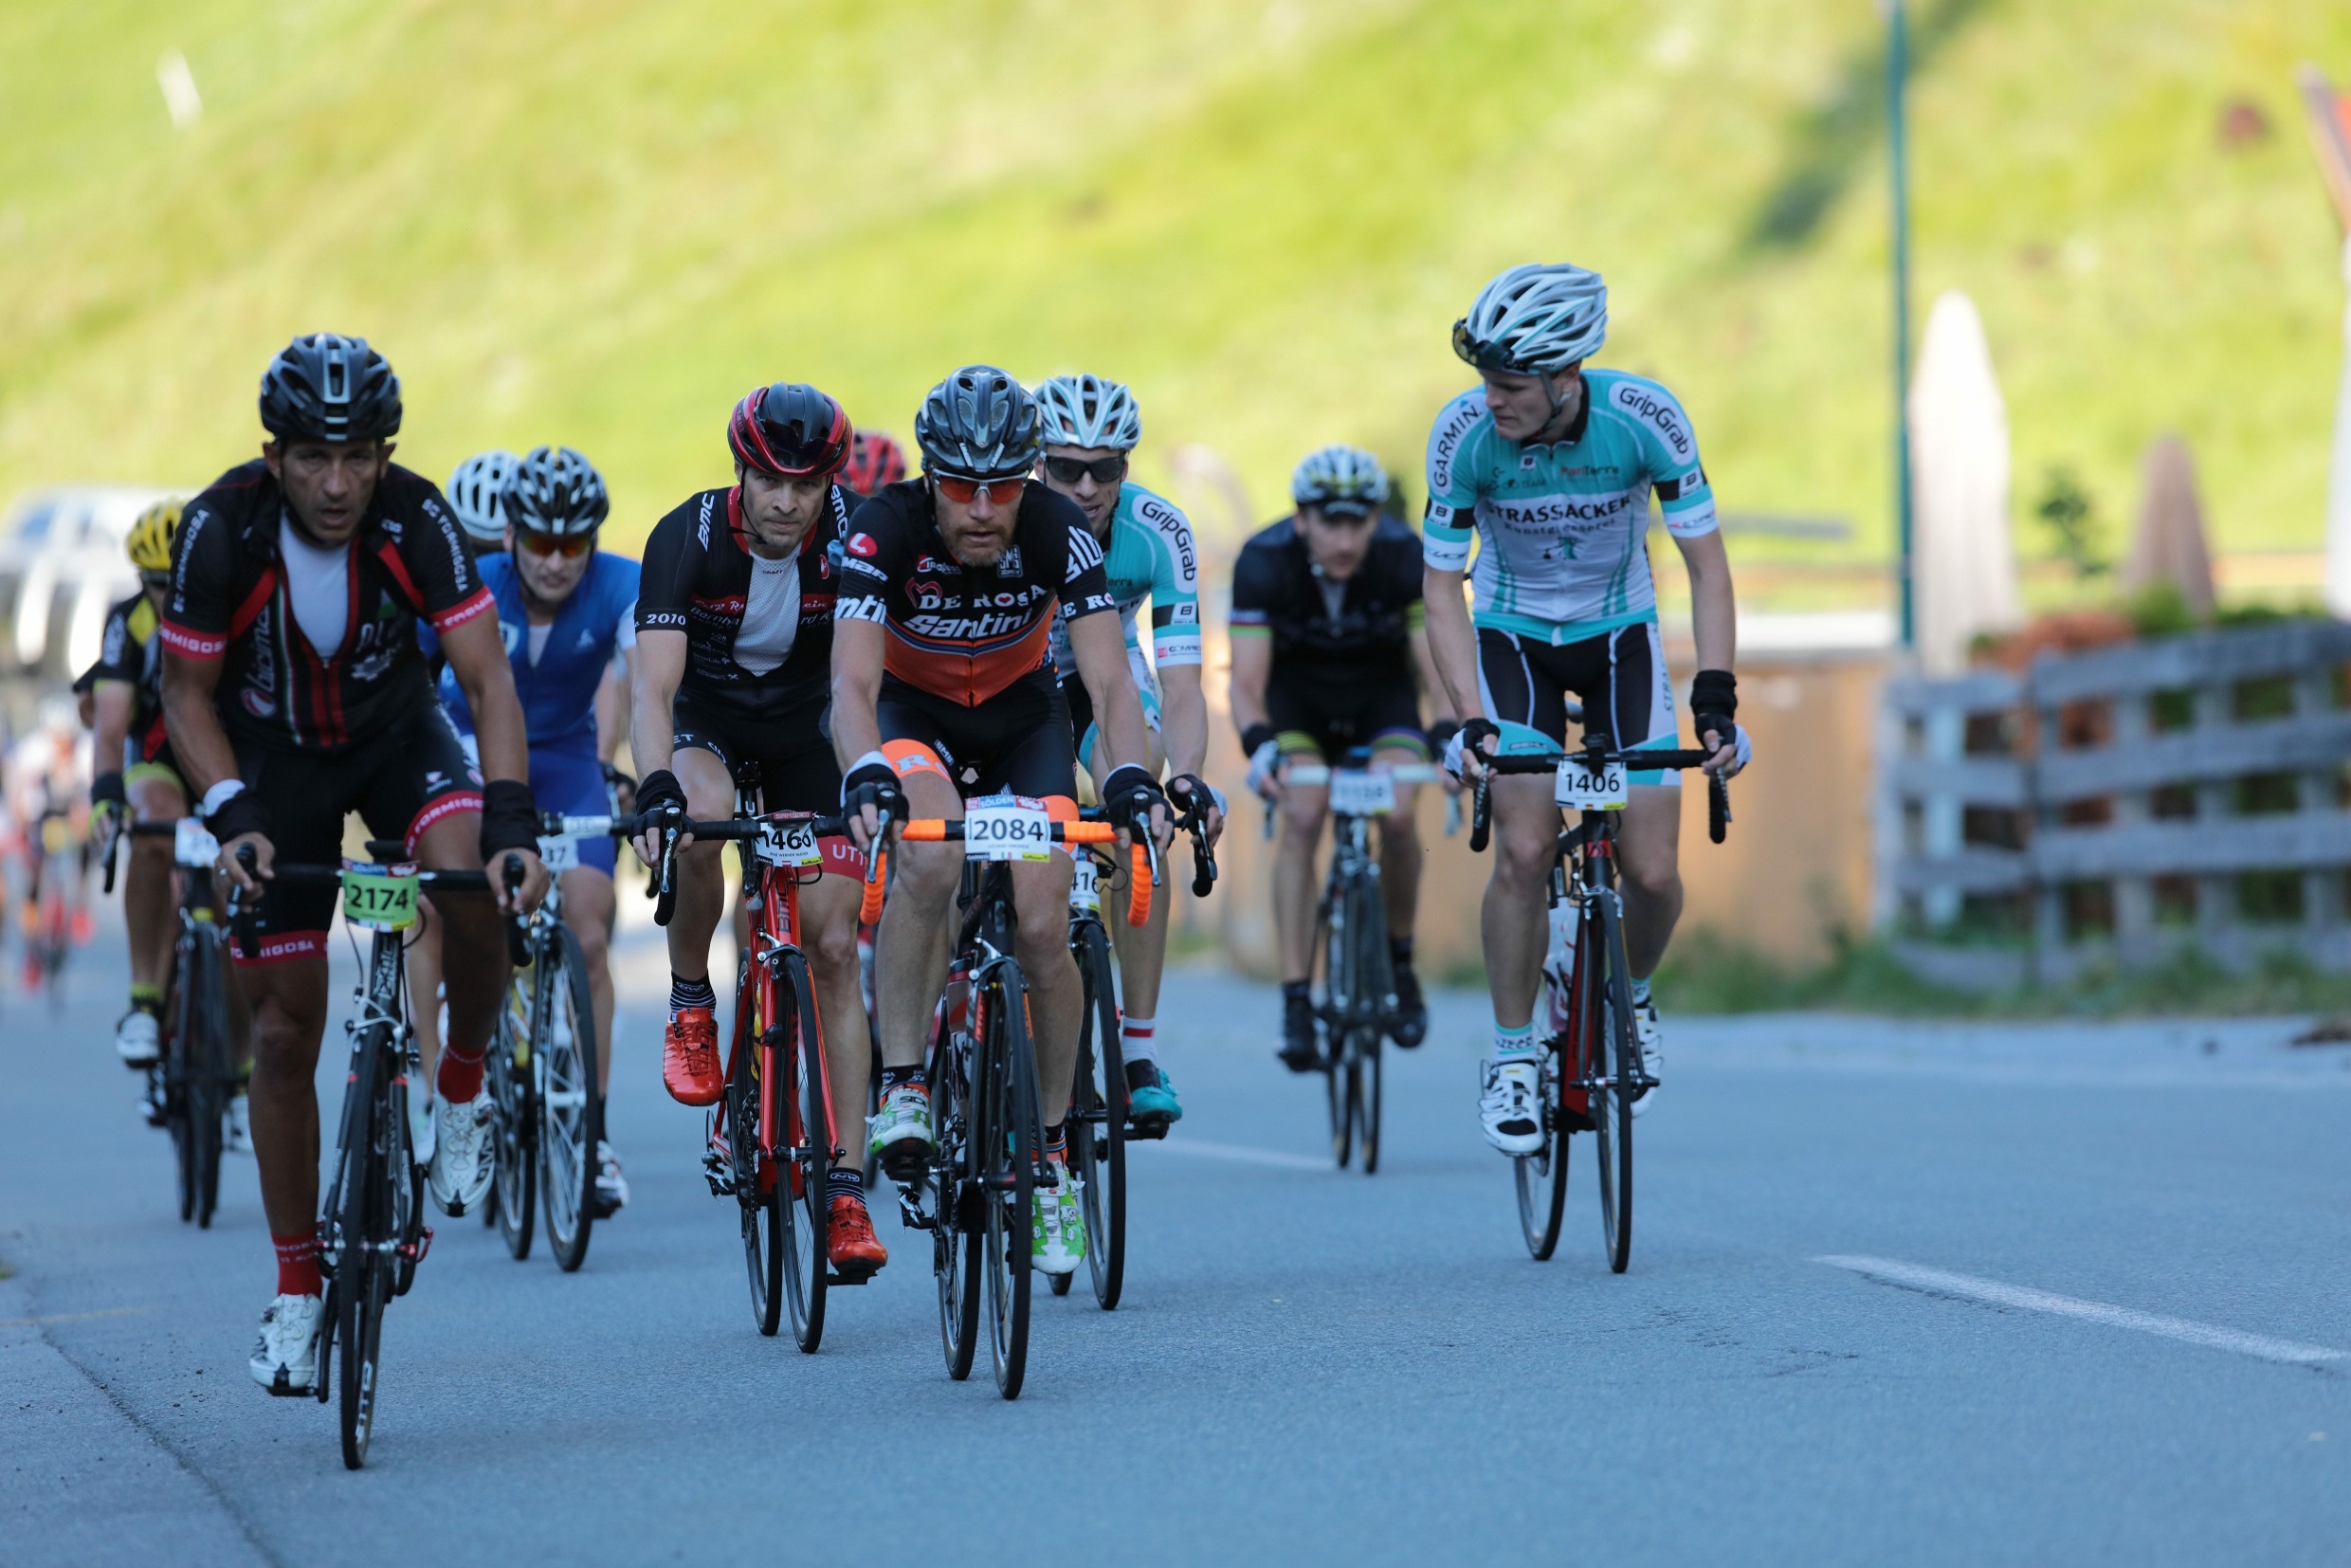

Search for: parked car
xmin=0 ymin=487 xmax=177 ymax=680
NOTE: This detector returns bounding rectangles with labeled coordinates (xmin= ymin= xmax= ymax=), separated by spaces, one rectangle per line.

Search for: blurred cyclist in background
xmin=446 ymin=449 xmax=520 ymax=563
xmin=841 ymin=428 xmax=906 ymax=501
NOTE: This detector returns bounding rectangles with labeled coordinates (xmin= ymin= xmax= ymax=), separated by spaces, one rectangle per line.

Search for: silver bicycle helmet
xmin=1291 ymin=445 xmax=1391 ymax=517
xmin=1452 ymin=263 xmax=1608 ymax=374
xmin=446 ymin=450 xmax=521 ymax=543
xmin=504 ymin=446 xmax=610 ymax=537
xmin=1034 ymin=374 xmax=1142 ymax=452
xmin=913 ymin=366 xmax=1042 ymax=480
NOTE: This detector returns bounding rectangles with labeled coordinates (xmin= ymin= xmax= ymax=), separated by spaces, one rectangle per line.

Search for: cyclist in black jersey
xmin=627 ymin=381 xmax=888 ymax=1279
xmin=160 ymin=334 xmax=550 ymax=1397
xmin=1229 ymin=446 xmax=1454 ymax=1067
xmin=833 ymin=365 xmax=1183 ymax=1279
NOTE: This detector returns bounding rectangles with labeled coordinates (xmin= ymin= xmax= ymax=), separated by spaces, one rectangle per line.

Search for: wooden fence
xmin=1877 ymin=620 xmax=2351 ymax=988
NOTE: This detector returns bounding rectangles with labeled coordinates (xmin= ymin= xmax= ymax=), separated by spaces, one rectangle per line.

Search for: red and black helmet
xmin=726 ymin=382 xmax=851 ymax=479
xmin=843 ymin=428 xmax=907 ymax=497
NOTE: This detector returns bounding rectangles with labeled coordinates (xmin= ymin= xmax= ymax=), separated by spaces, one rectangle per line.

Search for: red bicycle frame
xmin=721 ymin=816 xmax=841 ymax=1198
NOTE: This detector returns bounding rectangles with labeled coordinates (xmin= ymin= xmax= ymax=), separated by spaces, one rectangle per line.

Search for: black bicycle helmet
xmin=727 ymin=382 xmax=851 ymax=478
xmin=257 ymin=333 xmax=402 ymax=444
xmin=503 ymin=446 xmax=610 ymax=537
xmin=913 ymin=366 xmax=1042 ymax=480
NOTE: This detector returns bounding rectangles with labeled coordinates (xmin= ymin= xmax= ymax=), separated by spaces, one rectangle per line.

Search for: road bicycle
xmin=480 ymin=810 xmax=624 ymax=1271
xmin=246 ymin=843 xmax=526 ymax=1468
xmin=105 ymin=818 xmax=246 ymax=1228
xmin=1469 ymin=732 xmax=1729 ymax=1272
xmin=1054 ymin=800 xmax=1218 ymax=1309
xmin=640 ymin=787 xmax=865 ymax=1354
xmin=1284 ymin=754 xmax=1440 ymax=1174
xmin=882 ymin=799 xmax=1153 ymax=1399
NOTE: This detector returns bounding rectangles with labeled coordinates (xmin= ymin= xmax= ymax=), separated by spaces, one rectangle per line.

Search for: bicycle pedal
xmin=702 ymin=1150 xmax=737 ymax=1198
xmin=893 ymin=1187 xmax=934 ymax=1231
xmin=826 ymin=1270 xmax=875 ymax=1287
xmin=397 ymin=1226 xmax=434 ymax=1265
xmin=1124 ymin=1116 xmax=1172 ymax=1141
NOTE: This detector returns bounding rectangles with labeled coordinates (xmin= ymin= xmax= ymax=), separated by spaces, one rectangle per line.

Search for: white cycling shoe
xmin=428 ymin=1093 xmax=495 ymax=1215
xmin=247 ymin=1292 xmax=325 ymax=1395
xmin=594 ymin=1139 xmax=630 ymax=1215
xmin=225 ymin=1092 xmax=252 ymax=1155
xmin=115 ymin=1009 xmax=160 ymax=1067
xmin=1479 ymin=1058 xmax=1545 ymax=1155
xmin=1031 ymin=1170 xmax=1085 ymax=1276
xmin=866 ymin=1084 xmax=935 ymax=1174
xmin=1631 ymin=997 xmax=1663 ymax=1117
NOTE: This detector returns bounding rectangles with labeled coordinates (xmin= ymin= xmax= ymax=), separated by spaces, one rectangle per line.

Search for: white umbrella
xmin=1908 ymin=290 xmax=2022 ymax=675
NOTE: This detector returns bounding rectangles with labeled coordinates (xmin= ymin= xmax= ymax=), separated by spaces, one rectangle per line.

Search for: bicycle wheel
xmin=1514 ymin=1034 xmax=1569 ymax=1261
xmin=1318 ymin=903 xmax=1351 ymax=1169
xmin=1590 ymin=894 xmax=1636 ymax=1274
xmin=1348 ymin=876 xmax=1389 ymax=1176
xmin=337 ymin=1030 xmax=392 ymax=1469
xmin=186 ymin=925 xmax=228 ymax=1228
xmin=932 ymin=1008 xmax=980 ymax=1381
xmin=979 ymin=961 xmax=1039 ymax=1400
xmin=168 ymin=938 xmax=199 ymax=1223
xmin=775 ymin=950 xmax=829 ymax=1353
xmin=727 ymin=954 xmax=785 ymax=1336
xmin=491 ymin=975 xmax=536 ymax=1261
xmin=1072 ymin=920 xmax=1125 ymax=1309
xmin=538 ymin=924 xmax=601 ymax=1273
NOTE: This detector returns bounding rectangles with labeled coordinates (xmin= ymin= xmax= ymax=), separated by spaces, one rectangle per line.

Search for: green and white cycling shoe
xmin=1031 ymin=1168 xmax=1086 ymax=1275
xmin=1124 ymin=1066 xmax=1183 ymax=1134
xmin=866 ymin=1084 xmax=935 ymax=1176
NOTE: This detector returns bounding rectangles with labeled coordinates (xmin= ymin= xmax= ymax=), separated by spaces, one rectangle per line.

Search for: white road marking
xmin=1818 ymin=1254 xmax=2348 ymax=1366
xmin=0 ymin=1306 xmax=149 ymax=1329
xmin=1135 ymin=1137 xmax=1331 ymax=1172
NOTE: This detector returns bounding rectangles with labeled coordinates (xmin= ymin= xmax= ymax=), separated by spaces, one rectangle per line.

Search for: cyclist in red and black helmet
xmin=842 ymin=428 xmax=907 ymax=501
xmin=160 ymin=333 xmax=550 ymax=1397
xmin=628 ymin=380 xmax=889 ymax=1280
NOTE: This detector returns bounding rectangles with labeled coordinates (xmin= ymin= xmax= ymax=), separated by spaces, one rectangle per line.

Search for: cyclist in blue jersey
xmin=1420 ymin=264 xmax=1750 ymax=1156
xmin=424 ymin=445 xmax=639 ymax=1213
xmin=1032 ymin=374 xmax=1223 ymax=1131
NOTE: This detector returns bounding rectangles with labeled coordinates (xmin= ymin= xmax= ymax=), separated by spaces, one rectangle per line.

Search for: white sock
xmin=1120 ymin=1015 xmax=1157 ymax=1068
xmin=1493 ymin=1022 xmax=1538 ymax=1063
xmin=1631 ymin=976 xmax=1652 ymax=1007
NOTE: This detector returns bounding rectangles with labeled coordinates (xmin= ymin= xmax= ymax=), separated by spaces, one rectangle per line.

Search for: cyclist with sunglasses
xmin=834 ymin=364 xmax=1175 ymax=1278
xmin=1422 ymin=263 xmax=1749 ymax=1156
xmin=90 ymin=497 xmax=253 ymax=1140
xmin=627 ymin=382 xmax=889 ymax=1281
xmin=1230 ymin=446 xmax=1451 ymax=1070
xmin=422 ymin=444 xmax=639 ymax=1214
xmin=1031 ymin=373 xmax=1220 ymax=1131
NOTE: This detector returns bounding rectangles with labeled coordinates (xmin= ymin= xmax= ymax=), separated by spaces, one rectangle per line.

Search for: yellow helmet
xmin=126 ymin=497 xmax=184 ymax=573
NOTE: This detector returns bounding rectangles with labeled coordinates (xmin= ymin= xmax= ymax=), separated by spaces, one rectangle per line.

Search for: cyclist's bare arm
xmin=90 ymin=682 xmax=134 ymax=785
xmin=1670 ymin=527 xmax=1739 ymax=772
xmin=1421 ymin=563 xmax=1485 ymax=768
xmin=596 ymin=646 xmax=635 ymax=767
xmin=1069 ymin=611 xmax=1170 ymax=847
xmin=829 ymin=617 xmax=889 ymax=851
xmin=627 ymin=629 xmax=686 ymax=864
xmin=440 ymin=611 xmax=551 ymax=909
xmin=160 ymin=648 xmax=266 ymax=886
xmin=1228 ymin=629 xmax=1272 ymax=739
xmin=1159 ymin=662 xmax=1208 ymax=780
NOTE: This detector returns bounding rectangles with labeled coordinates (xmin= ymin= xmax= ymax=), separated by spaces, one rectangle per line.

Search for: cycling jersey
xmin=87 ymin=593 xmax=172 ymax=772
xmin=1047 ymin=482 xmax=1201 ymax=694
xmin=161 ymin=460 xmax=494 ymax=753
xmin=1229 ymin=512 xmax=1425 ymax=692
xmin=635 ymin=484 xmax=851 ymax=724
xmin=836 ymin=479 xmax=1115 ymax=708
xmin=1422 ymin=369 xmax=1716 ymax=644
xmin=429 ymin=551 xmax=639 ymax=745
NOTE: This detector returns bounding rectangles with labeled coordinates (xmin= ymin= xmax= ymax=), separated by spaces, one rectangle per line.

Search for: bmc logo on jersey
xmin=847 ymin=533 xmax=878 ymax=558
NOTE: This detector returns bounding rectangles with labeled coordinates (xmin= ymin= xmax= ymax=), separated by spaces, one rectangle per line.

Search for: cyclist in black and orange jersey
xmin=832 ymin=366 xmax=1208 ymax=1278
xmin=627 ymin=381 xmax=888 ymax=1281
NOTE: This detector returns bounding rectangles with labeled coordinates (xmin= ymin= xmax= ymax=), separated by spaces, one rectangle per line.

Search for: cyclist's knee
xmin=1620 ymin=859 xmax=1683 ymax=905
xmin=1376 ymin=812 xmax=1420 ymax=854
xmin=1492 ymin=824 xmax=1556 ymax=887
xmin=809 ymin=906 xmax=860 ymax=975
xmin=1277 ymin=792 xmax=1326 ymax=840
xmin=890 ymin=839 xmax=961 ymax=904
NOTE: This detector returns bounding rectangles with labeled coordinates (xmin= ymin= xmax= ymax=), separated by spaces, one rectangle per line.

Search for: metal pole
xmin=1887 ymin=0 xmax=1915 ymax=648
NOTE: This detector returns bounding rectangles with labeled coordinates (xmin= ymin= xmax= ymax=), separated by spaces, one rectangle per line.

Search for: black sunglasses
xmin=1043 ymin=454 xmax=1128 ymax=486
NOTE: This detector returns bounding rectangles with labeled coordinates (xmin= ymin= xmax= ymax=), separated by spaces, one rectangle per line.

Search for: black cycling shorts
xmin=233 ymin=701 xmax=482 ymax=964
xmin=671 ymin=686 xmax=844 ymax=814
xmin=878 ymin=676 xmax=1077 ymax=808
xmin=1266 ymin=674 xmax=1426 ymax=763
xmin=1475 ymin=621 xmax=1680 ymax=781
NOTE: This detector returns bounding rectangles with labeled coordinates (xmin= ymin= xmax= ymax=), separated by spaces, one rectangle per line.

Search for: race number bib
xmin=341 ymin=861 xmax=422 ymax=932
xmin=963 ymin=794 xmax=1051 ymax=862
xmin=1554 ymin=757 xmax=1629 ymax=811
xmin=1069 ymin=850 xmax=1102 ymax=913
xmin=754 ymin=817 xmax=823 ymax=869
xmin=173 ymin=819 xmax=220 ymax=869
xmin=537 ymin=833 xmax=579 ymax=872
xmin=1328 ymin=769 xmax=1395 ymax=818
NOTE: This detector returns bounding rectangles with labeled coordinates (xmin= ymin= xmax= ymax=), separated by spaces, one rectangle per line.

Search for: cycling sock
xmin=436 ymin=1041 xmax=485 ymax=1103
xmin=1631 ymin=976 xmax=1652 ymax=1006
xmin=1281 ymin=978 xmax=1311 ymax=1005
xmin=668 ymin=974 xmax=716 ymax=1018
xmin=1043 ymin=1123 xmax=1067 ymax=1177
xmin=273 ymin=1230 xmax=322 ymax=1298
xmin=880 ymin=1064 xmax=927 ymax=1096
xmin=1389 ymin=937 xmax=1415 ymax=968
xmin=1119 ymin=1014 xmax=1157 ymax=1068
xmin=1493 ymin=1021 xmax=1539 ymax=1063
xmin=827 ymin=1167 xmax=865 ymax=1203
xmin=128 ymin=983 xmax=163 ymax=1012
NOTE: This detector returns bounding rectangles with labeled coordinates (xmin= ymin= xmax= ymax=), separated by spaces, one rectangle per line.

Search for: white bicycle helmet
xmin=1452 ymin=263 xmax=1608 ymax=374
xmin=1290 ymin=445 xmax=1390 ymax=517
xmin=447 ymin=449 xmax=520 ymax=543
xmin=1034 ymin=374 xmax=1142 ymax=452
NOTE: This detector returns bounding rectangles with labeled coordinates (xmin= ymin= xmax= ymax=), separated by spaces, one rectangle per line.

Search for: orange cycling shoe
xmin=827 ymin=1193 xmax=888 ymax=1281
xmin=662 ymin=1006 xmax=723 ymax=1106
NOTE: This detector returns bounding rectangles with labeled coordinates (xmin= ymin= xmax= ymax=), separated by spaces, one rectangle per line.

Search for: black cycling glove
xmin=1457 ymin=717 xmax=1500 ymax=757
xmin=1238 ymin=721 xmax=1279 ymax=758
xmin=841 ymin=759 xmax=906 ymax=824
xmin=91 ymin=771 xmax=126 ymax=811
xmin=1166 ymin=772 xmax=1216 ymax=818
xmin=633 ymin=769 xmax=685 ymax=820
xmin=1425 ymin=719 xmax=1460 ymax=755
xmin=1102 ymin=764 xmax=1169 ymax=839
xmin=479 ymin=778 xmax=541 ymax=860
xmin=205 ymin=789 xmax=270 ymax=846
xmin=1689 ymin=668 xmax=1739 ymax=752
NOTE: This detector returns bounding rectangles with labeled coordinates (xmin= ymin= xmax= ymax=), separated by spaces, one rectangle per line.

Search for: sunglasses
xmin=138 ymin=570 xmax=173 ymax=593
xmin=1452 ymin=319 xmax=1530 ymax=374
xmin=1043 ymin=454 xmax=1127 ymax=486
xmin=517 ymin=528 xmax=594 ymax=558
xmin=932 ymin=473 xmax=1028 ymax=505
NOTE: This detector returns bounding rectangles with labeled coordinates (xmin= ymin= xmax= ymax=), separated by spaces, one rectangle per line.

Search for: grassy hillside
xmin=3 ymin=0 xmax=2347 ymax=583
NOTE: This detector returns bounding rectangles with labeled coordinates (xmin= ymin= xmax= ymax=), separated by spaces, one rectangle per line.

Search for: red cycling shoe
xmin=662 ymin=1006 xmax=723 ymax=1106
xmin=827 ymin=1193 xmax=888 ymax=1281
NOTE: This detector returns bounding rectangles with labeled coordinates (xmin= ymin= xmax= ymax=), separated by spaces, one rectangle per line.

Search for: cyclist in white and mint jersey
xmin=1420 ymin=263 xmax=1751 ymax=1159
xmin=1032 ymin=374 xmax=1221 ymax=1135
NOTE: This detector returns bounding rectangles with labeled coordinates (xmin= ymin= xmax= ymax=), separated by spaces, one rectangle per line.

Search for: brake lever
xmin=501 ymin=853 xmax=530 ymax=967
xmin=231 ymin=844 xmax=260 ymax=959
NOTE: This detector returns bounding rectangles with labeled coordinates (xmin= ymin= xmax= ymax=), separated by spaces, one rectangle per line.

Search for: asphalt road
xmin=8 ymin=918 xmax=2351 ymax=1566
